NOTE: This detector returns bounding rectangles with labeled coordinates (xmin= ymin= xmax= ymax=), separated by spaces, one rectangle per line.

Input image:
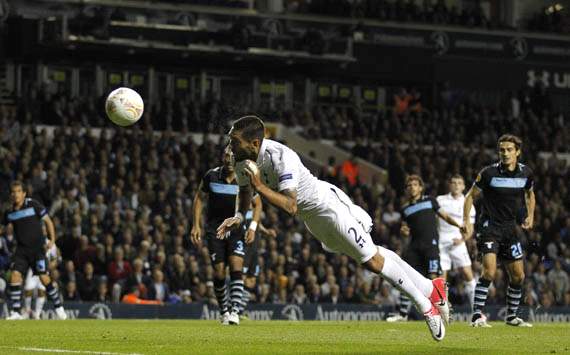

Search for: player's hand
xmin=245 ymin=229 xmax=256 ymax=244
xmin=190 ymin=226 xmax=203 ymax=246
xmin=522 ymin=216 xmax=534 ymax=230
xmin=400 ymin=224 xmax=410 ymax=237
xmin=452 ymin=238 xmax=464 ymax=246
xmin=243 ymin=160 xmax=262 ymax=190
xmin=463 ymin=221 xmax=473 ymax=240
xmin=45 ymin=240 xmax=54 ymax=251
xmin=216 ymin=217 xmax=242 ymax=239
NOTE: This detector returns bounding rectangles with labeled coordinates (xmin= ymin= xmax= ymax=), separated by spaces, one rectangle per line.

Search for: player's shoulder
xmin=480 ymin=163 xmax=499 ymax=174
xmin=204 ymin=166 xmax=222 ymax=179
xmin=436 ymin=194 xmax=448 ymax=201
xmin=26 ymin=198 xmax=42 ymax=207
xmin=517 ymin=163 xmax=534 ymax=176
xmin=264 ymin=139 xmax=299 ymax=165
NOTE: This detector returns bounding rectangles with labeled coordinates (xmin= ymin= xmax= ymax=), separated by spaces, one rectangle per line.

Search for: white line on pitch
xmin=1 ymin=347 xmax=143 ymax=355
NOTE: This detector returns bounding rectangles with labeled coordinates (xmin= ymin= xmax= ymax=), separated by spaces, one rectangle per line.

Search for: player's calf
xmin=429 ymin=278 xmax=450 ymax=325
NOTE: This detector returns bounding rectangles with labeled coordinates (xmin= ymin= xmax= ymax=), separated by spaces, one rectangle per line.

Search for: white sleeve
xmin=234 ymin=161 xmax=251 ymax=188
xmin=275 ymin=150 xmax=299 ymax=192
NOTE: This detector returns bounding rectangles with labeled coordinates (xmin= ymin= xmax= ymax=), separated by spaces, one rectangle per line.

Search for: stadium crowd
xmin=0 ymin=86 xmax=569 ymax=312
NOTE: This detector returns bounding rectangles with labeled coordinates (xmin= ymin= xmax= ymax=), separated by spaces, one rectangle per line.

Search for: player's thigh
xmin=24 ymin=273 xmax=40 ymax=291
xmin=11 ymin=250 xmax=30 ymax=280
xmin=227 ymin=230 xmax=246 ymax=260
xmin=403 ymin=248 xmax=423 ymax=274
xmin=31 ymin=251 xmax=49 ymax=276
xmin=450 ymin=243 xmax=472 ymax=269
xmin=439 ymin=245 xmax=452 ymax=272
xmin=243 ymin=243 xmax=259 ymax=278
xmin=423 ymin=246 xmax=441 ymax=276
xmin=305 ymin=210 xmax=376 ymax=264
xmin=498 ymin=227 xmax=525 ymax=262
xmin=206 ymin=231 xmax=228 ymax=265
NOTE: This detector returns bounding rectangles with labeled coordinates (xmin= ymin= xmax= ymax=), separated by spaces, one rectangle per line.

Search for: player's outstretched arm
xmin=522 ymin=189 xmax=535 ymax=230
xmin=43 ymin=215 xmax=56 ymax=249
xmin=462 ymin=186 xmax=481 ymax=240
xmin=190 ymin=181 xmax=206 ymax=245
xmin=217 ymin=186 xmax=253 ymax=238
xmin=437 ymin=210 xmax=463 ymax=230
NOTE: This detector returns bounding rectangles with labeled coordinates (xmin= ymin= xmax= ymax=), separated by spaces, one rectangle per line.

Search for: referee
xmin=3 ymin=181 xmax=67 ymax=320
xmin=463 ymin=134 xmax=535 ymax=328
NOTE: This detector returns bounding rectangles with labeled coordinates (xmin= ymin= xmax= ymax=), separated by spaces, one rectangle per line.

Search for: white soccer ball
xmin=105 ymin=87 xmax=144 ymax=126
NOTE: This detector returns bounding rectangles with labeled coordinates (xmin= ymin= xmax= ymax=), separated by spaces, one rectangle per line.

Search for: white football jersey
xmin=437 ymin=193 xmax=475 ymax=244
xmin=235 ymin=139 xmax=328 ymax=219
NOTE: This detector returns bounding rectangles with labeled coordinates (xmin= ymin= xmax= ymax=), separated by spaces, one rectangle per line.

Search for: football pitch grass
xmin=0 ymin=320 xmax=569 ymax=354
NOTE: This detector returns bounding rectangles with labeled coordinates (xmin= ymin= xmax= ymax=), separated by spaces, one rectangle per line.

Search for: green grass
xmin=0 ymin=320 xmax=569 ymax=354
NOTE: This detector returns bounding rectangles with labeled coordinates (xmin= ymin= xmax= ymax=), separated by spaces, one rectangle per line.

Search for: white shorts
xmin=303 ymin=185 xmax=377 ymax=264
xmin=439 ymin=242 xmax=472 ymax=271
xmin=24 ymin=269 xmax=45 ymax=291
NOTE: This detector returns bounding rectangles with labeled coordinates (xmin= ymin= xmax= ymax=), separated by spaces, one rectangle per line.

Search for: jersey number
xmin=511 ymin=243 xmax=523 ymax=258
xmin=349 ymin=228 xmax=365 ymax=248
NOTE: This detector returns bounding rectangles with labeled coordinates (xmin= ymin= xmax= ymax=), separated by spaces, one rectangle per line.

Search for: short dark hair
xmin=405 ymin=174 xmax=424 ymax=187
xmin=232 ymin=115 xmax=265 ymax=142
xmin=449 ymin=174 xmax=464 ymax=182
xmin=10 ymin=180 xmax=25 ymax=191
xmin=498 ymin=134 xmax=522 ymax=150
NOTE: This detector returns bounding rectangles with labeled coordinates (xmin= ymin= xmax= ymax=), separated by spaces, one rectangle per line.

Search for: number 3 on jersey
xmin=349 ymin=227 xmax=365 ymax=248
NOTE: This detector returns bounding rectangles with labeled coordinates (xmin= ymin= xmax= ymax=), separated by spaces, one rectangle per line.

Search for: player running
xmin=464 ymin=134 xmax=535 ymax=327
xmin=3 ymin=181 xmax=67 ymax=320
xmin=218 ymin=116 xmax=458 ymax=341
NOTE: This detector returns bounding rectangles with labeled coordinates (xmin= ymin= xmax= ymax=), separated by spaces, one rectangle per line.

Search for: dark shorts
xmin=404 ymin=244 xmax=441 ymax=276
xmin=243 ymin=232 xmax=260 ymax=277
xmin=12 ymin=247 xmax=48 ymax=276
xmin=206 ymin=228 xmax=246 ymax=265
xmin=476 ymin=222 xmax=525 ymax=261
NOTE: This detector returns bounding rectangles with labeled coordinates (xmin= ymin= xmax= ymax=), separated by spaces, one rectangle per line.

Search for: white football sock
xmin=465 ymin=279 xmax=477 ymax=311
xmin=35 ymin=296 xmax=46 ymax=316
xmin=378 ymin=246 xmax=434 ymax=298
xmin=379 ymin=255 xmax=432 ymax=314
xmin=24 ymin=296 xmax=32 ymax=312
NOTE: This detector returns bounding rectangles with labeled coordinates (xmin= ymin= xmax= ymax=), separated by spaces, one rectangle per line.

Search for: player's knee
xmin=510 ymin=272 xmax=525 ymax=285
xmin=214 ymin=264 xmax=226 ymax=279
xmin=10 ymin=272 xmax=23 ymax=283
xmin=363 ymin=253 xmax=384 ymax=274
xmin=482 ymin=268 xmax=496 ymax=280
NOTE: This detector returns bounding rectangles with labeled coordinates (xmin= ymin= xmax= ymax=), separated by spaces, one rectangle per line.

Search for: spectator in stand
xmin=340 ymin=155 xmax=359 ymax=186
xmin=394 ymin=88 xmax=412 ymax=115
xmin=122 ymin=286 xmax=163 ymax=305
xmin=77 ymin=262 xmax=98 ymax=301
xmin=147 ymin=268 xmax=170 ymax=304
xmin=107 ymin=246 xmax=133 ymax=302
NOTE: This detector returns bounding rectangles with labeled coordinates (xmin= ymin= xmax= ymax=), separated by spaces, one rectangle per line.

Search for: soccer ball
xmin=105 ymin=87 xmax=144 ymax=126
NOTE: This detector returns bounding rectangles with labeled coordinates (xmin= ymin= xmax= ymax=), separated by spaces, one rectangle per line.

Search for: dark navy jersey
xmin=3 ymin=198 xmax=47 ymax=249
xmin=201 ymin=166 xmax=239 ymax=227
xmin=474 ymin=162 xmax=534 ymax=226
xmin=401 ymin=195 xmax=440 ymax=246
